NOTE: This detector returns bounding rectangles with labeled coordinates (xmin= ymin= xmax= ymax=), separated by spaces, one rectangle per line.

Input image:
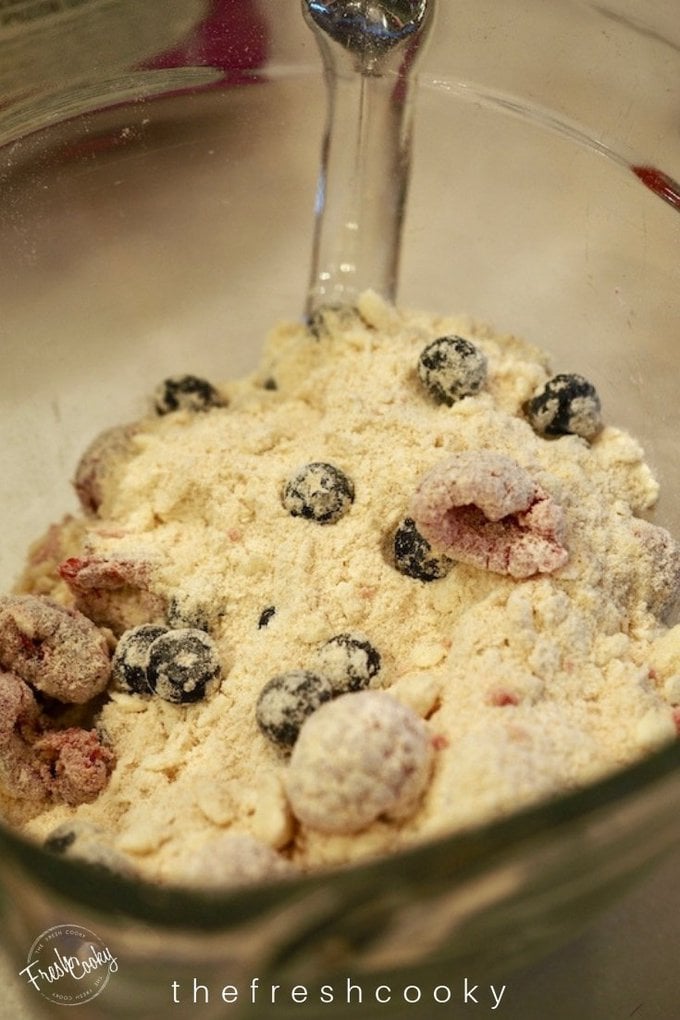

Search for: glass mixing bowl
xmin=0 ymin=1 xmax=678 ymax=1016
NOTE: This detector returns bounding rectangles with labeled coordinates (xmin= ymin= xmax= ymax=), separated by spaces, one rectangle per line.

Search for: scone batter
xmin=2 ymin=292 xmax=679 ymax=885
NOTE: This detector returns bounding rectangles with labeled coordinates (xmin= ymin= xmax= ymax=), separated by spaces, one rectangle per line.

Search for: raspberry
xmin=73 ymin=422 xmax=138 ymax=515
xmin=0 ymin=670 xmax=115 ymax=807
xmin=631 ymin=519 xmax=680 ymax=621
xmin=0 ymin=595 xmax=110 ymax=703
xmin=58 ymin=556 xmax=165 ymax=637
xmin=286 ymin=691 xmax=433 ymax=834
xmin=0 ymin=669 xmax=47 ymax=801
xmin=33 ymin=728 xmax=115 ymax=806
xmin=410 ymin=451 xmax=569 ymax=578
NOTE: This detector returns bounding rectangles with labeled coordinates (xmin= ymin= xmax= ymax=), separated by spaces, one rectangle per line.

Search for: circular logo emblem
xmin=20 ymin=924 xmax=118 ymax=1006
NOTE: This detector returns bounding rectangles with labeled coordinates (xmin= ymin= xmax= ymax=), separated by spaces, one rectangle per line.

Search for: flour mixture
xmin=2 ymin=292 xmax=679 ymax=885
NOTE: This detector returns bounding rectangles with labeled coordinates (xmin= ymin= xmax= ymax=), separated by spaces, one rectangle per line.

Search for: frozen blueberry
xmin=147 ymin=628 xmax=221 ymax=704
xmin=258 ymin=606 xmax=276 ymax=629
xmin=316 ymin=633 xmax=381 ymax=694
xmin=111 ymin=624 xmax=169 ymax=694
xmin=44 ymin=821 xmax=134 ymax=874
xmin=166 ymin=596 xmax=218 ymax=633
xmin=256 ymin=670 xmax=333 ymax=750
xmin=45 ymin=826 xmax=77 ymax=854
xmin=418 ymin=335 xmax=487 ymax=406
xmin=282 ymin=462 xmax=355 ymax=524
xmin=524 ymin=373 xmax=602 ymax=440
xmin=154 ymin=375 xmax=226 ymax=415
xmin=393 ymin=517 xmax=455 ymax=582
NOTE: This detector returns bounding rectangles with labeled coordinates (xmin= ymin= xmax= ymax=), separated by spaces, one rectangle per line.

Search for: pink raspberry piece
xmin=410 ymin=451 xmax=568 ymax=579
xmin=0 ymin=594 xmax=110 ymax=703
xmin=73 ymin=422 xmax=138 ymax=516
xmin=59 ymin=556 xmax=165 ymax=636
xmin=286 ymin=691 xmax=433 ymax=835
xmin=631 ymin=519 xmax=680 ymax=621
xmin=0 ymin=669 xmax=48 ymax=801
xmin=33 ymin=728 xmax=115 ymax=807
xmin=59 ymin=556 xmax=148 ymax=594
xmin=0 ymin=670 xmax=115 ymax=806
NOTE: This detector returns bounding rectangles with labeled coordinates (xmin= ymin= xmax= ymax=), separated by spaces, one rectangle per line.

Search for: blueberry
xmin=256 ymin=670 xmax=333 ymax=750
xmin=44 ymin=821 xmax=134 ymax=874
xmin=258 ymin=606 xmax=276 ymax=629
xmin=147 ymin=628 xmax=221 ymax=704
xmin=154 ymin=375 xmax=225 ymax=415
xmin=418 ymin=335 xmax=487 ymax=406
xmin=393 ymin=517 xmax=455 ymax=582
xmin=44 ymin=827 xmax=77 ymax=854
xmin=111 ymin=624 xmax=169 ymax=694
xmin=166 ymin=596 xmax=218 ymax=633
xmin=524 ymin=373 xmax=602 ymax=440
xmin=282 ymin=462 xmax=354 ymax=524
xmin=316 ymin=633 xmax=381 ymax=694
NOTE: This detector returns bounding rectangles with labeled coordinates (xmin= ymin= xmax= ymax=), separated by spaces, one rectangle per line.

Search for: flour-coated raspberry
xmin=410 ymin=451 xmax=568 ymax=578
xmin=0 ymin=670 xmax=114 ymax=806
xmin=58 ymin=555 xmax=165 ymax=637
xmin=73 ymin=422 xmax=138 ymax=515
xmin=0 ymin=595 xmax=110 ymax=703
xmin=286 ymin=691 xmax=433 ymax=834
xmin=33 ymin=728 xmax=115 ymax=805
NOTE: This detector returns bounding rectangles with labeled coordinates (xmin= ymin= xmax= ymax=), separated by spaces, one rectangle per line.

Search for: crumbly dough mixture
xmin=4 ymin=292 xmax=680 ymax=884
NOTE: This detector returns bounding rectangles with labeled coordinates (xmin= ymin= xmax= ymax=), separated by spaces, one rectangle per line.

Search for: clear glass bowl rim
xmin=0 ymin=737 xmax=677 ymax=931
